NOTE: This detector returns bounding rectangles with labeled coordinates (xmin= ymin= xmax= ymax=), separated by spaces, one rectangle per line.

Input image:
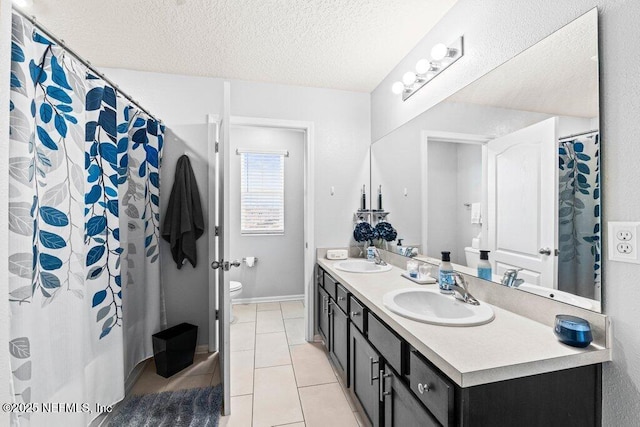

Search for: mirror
xmin=370 ymin=9 xmax=601 ymax=311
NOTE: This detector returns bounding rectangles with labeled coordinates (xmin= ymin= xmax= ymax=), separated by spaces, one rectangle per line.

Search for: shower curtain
xmin=8 ymin=13 xmax=164 ymax=426
xmin=558 ymin=133 xmax=601 ymax=299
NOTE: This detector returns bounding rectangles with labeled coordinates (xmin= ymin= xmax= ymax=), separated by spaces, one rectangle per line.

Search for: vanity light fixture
xmin=391 ymin=36 xmax=464 ymax=101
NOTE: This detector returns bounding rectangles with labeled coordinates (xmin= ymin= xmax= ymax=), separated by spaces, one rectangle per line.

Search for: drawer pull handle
xmin=338 ymin=296 xmax=346 ymax=301
xmin=350 ymin=311 xmax=361 ymax=317
xmin=417 ymin=383 xmax=432 ymax=394
xmin=379 ymin=370 xmax=392 ymax=402
xmin=369 ymin=357 xmax=379 ymax=385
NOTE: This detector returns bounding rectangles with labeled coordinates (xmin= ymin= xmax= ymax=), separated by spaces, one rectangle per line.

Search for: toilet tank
xmin=464 ymin=247 xmax=481 ymax=269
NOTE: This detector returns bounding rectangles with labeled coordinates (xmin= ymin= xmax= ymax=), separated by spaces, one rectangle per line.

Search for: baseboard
xmin=195 ymin=344 xmax=210 ymax=354
xmin=232 ymin=294 xmax=304 ymax=305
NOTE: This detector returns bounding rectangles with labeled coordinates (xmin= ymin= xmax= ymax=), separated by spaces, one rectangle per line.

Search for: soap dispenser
xmin=367 ymin=243 xmax=376 ymax=261
xmin=477 ymin=250 xmax=492 ymax=281
xmin=438 ymin=251 xmax=454 ymax=294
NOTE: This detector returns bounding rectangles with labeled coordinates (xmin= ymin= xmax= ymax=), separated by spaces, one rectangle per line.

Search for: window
xmin=240 ymin=152 xmax=285 ymax=234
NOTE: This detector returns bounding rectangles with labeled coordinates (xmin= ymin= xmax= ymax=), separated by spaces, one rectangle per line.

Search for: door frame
xmin=206 ymin=113 xmax=221 ymax=352
xmin=420 ymin=131 xmax=491 ymax=258
xmin=222 ymin=116 xmax=316 ymax=343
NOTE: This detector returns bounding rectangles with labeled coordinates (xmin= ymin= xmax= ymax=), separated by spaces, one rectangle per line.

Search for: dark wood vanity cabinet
xmin=383 ymin=365 xmax=440 ymax=427
xmin=316 ymin=284 xmax=330 ymax=346
xmin=315 ymin=267 xmax=349 ymax=382
xmin=316 ymin=264 xmax=602 ymax=427
xmin=330 ymin=298 xmax=349 ymax=379
xmin=350 ymin=323 xmax=383 ymax=427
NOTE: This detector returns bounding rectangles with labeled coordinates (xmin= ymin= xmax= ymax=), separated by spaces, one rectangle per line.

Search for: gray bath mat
xmin=108 ymin=385 xmax=223 ymax=427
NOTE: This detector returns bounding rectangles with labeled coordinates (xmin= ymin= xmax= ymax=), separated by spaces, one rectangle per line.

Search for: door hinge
xmin=215 ymin=142 xmax=219 ymax=153
xmin=215 ymin=226 xmax=220 ymax=236
xmin=215 ymin=310 xmax=219 ymax=320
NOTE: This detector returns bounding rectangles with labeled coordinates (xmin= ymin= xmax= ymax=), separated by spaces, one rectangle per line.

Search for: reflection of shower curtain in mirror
xmin=558 ymin=133 xmax=600 ymax=299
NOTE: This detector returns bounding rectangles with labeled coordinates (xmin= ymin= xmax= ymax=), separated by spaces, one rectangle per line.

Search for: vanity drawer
xmin=335 ymin=284 xmax=349 ymax=314
xmin=367 ymin=312 xmax=404 ymax=375
xmin=323 ymin=272 xmax=337 ymax=300
xmin=408 ymin=350 xmax=454 ymax=426
xmin=349 ymin=296 xmax=366 ymax=333
xmin=316 ymin=266 xmax=324 ymax=288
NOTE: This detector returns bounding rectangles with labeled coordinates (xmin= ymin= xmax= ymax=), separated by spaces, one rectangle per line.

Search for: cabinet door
xmin=383 ymin=365 xmax=439 ymax=427
xmin=350 ymin=324 xmax=382 ymax=427
xmin=317 ymin=286 xmax=330 ymax=348
xmin=330 ymin=301 xmax=349 ymax=384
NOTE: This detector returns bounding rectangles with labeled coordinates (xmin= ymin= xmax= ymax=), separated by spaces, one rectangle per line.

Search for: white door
xmin=209 ymin=82 xmax=234 ymax=415
xmin=487 ymin=117 xmax=558 ymax=288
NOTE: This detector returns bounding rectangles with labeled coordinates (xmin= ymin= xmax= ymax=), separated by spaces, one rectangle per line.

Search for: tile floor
xmin=131 ymin=300 xmax=363 ymax=427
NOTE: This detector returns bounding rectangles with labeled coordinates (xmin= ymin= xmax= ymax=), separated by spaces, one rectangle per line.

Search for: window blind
xmin=240 ymin=152 xmax=285 ymax=234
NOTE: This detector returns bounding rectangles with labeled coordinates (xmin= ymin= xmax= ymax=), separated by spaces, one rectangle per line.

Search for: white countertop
xmin=317 ymin=257 xmax=611 ymax=388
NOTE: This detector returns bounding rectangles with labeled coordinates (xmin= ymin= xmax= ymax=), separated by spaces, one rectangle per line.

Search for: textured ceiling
xmin=23 ymin=0 xmax=458 ymax=92
xmin=448 ymin=10 xmax=598 ymax=118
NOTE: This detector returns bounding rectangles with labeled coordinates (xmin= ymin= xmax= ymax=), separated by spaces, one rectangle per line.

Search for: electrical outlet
xmin=608 ymin=221 xmax=640 ymax=264
xmin=617 ymin=242 xmax=632 ymax=254
xmin=617 ymin=230 xmax=633 ymax=241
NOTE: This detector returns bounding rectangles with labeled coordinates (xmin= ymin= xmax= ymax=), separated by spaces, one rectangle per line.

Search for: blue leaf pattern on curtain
xmin=84 ymin=77 xmax=124 ymax=339
xmin=8 ymin=12 xmax=165 ymax=425
xmin=558 ymin=134 xmax=601 ymax=299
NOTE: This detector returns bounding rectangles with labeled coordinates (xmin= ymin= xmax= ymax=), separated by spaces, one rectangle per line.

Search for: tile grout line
xmin=251 ymin=303 xmax=260 ymax=427
xmin=287 ymin=330 xmax=307 ymax=427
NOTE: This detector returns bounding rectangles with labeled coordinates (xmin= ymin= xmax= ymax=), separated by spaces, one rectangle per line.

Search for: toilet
xmin=230 ymin=281 xmax=243 ymax=323
xmin=464 ymin=247 xmax=481 ymax=269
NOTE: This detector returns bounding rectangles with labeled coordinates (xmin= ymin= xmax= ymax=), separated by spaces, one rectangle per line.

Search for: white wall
xmin=100 ymin=70 xmax=370 ymax=347
xmin=1 ymin=0 xmax=13 ymax=424
xmin=228 ymin=126 xmax=305 ymax=300
xmin=228 ymin=79 xmax=371 ymax=250
xmin=370 ymin=123 xmax=424 ymax=248
xmin=371 ymin=1 xmax=640 ymax=424
xmin=455 ymin=144 xmax=482 ymax=263
xmin=427 ymin=141 xmax=458 ymax=260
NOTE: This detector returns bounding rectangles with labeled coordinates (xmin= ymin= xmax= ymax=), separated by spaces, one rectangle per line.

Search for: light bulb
xmin=391 ymin=81 xmax=405 ymax=95
xmin=415 ymin=59 xmax=430 ymax=75
xmin=402 ymin=72 xmax=417 ymax=86
xmin=13 ymin=0 xmax=34 ymax=7
xmin=431 ymin=43 xmax=449 ymax=61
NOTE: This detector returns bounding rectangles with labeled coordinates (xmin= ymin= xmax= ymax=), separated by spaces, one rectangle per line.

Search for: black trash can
xmin=152 ymin=323 xmax=198 ymax=378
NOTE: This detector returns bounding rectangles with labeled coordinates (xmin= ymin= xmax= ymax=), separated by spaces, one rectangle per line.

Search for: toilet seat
xmin=230 ymin=281 xmax=242 ymax=292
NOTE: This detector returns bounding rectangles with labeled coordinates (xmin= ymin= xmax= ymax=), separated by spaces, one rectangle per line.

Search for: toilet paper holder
xmin=242 ymin=257 xmax=258 ymax=264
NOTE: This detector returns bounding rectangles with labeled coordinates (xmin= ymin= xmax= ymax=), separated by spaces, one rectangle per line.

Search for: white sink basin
xmin=334 ymin=260 xmax=393 ymax=273
xmin=383 ymin=288 xmax=495 ymax=326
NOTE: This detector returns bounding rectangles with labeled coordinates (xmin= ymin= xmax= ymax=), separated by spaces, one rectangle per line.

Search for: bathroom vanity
xmin=315 ymin=257 xmax=610 ymax=427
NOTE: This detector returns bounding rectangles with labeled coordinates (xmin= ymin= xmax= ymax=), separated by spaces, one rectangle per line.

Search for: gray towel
xmin=162 ymin=155 xmax=205 ymax=269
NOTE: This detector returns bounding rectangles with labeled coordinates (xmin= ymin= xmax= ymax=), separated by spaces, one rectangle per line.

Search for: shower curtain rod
xmin=558 ymin=129 xmax=599 ymax=141
xmin=12 ymin=6 xmax=161 ymax=123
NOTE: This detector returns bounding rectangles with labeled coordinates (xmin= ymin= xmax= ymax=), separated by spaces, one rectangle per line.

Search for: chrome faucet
xmin=450 ymin=273 xmax=480 ymax=305
xmin=501 ymin=268 xmax=524 ymax=288
xmin=372 ymin=248 xmax=387 ymax=266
